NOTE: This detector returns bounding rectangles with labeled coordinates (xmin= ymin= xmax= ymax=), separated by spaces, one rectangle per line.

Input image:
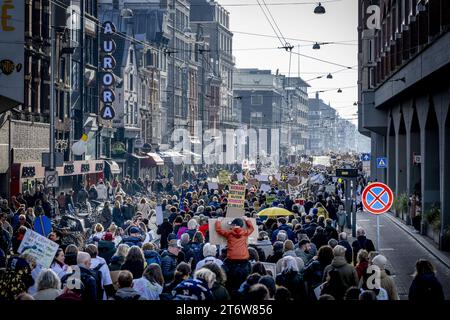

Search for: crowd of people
xmin=0 ymin=166 xmax=446 ymax=301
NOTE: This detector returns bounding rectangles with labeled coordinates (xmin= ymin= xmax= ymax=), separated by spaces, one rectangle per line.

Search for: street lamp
xmin=314 ymin=2 xmax=326 ymax=14
xmin=313 ymin=42 xmax=321 ymax=50
xmin=337 ymin=88 xmax=342 ymax=93
xmin=326 ymin=73 xmax=333 ymax=79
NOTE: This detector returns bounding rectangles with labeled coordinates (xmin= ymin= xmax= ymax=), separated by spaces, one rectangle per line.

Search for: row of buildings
xmin=0 ymin=0 xmax=366 ymax=199
xmin=358 ymin=0 xmax=450 ymax=249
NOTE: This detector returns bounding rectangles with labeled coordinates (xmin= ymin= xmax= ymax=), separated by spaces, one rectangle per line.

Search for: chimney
xmin=316 ymin=91 xmax=319 ymax=99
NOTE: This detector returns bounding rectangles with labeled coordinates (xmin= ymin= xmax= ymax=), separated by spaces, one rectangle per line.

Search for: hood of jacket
xmin=331 ymin=256 xmax=348 ymax=268
xmin=161 ymin=250 xmax=177 ymax=259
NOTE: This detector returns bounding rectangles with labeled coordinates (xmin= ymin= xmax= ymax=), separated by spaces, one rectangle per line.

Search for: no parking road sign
xmin=361 ymin=182 xmax=394 ymax=251
xmin=362 ymin=182 xmax=393 ymax=215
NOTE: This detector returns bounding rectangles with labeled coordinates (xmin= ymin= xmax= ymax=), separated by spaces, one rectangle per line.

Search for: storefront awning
xmin=147 ymin=153 xmax=164 ymax=166
xmin=105 ymin=160 xmax=121 ymax=174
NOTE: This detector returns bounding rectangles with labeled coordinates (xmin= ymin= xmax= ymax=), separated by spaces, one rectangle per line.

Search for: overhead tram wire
xmin=256 ymin=0 xmax=285 ymax=48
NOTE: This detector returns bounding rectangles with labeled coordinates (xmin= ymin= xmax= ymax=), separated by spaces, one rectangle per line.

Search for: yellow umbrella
xmin=256 ymin=207 xmax=294 ymax=217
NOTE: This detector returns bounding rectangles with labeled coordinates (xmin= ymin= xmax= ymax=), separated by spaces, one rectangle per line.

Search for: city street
xmin=353 ymin=211 xmax=450 ymax=300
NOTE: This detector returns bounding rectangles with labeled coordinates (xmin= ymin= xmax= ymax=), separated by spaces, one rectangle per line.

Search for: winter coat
xmin=137 ymin=203 xmax=152 ymax=220
xmin=33 ymin=288 xmax=62 ymax=300
xmin=122 ymin=204 xmax=135 ymax=221
xmin=303 ymin=259 xmax=328 ymax=291
xmin=111 ymin=287 xmax=147 ymax=300
xmin=160 ymin=250 xmax=178 ymax=283
xmin=322 ymin=256 xmax=359 ymax=290
xmin=304 ymin=222 xmax=318 ymax=239
xmin=98 ymin=240 xmax=116 ymax=264
xmin=276 ymin=271 xmax=307 ymax=301
xmin=176 ymin=226 xmax=189 ymax=239
xmin=133 ymin=277 xmax=163 ymax=300
xmin=295 ymin=248 xmax=315 ymax=265
xmin=100 ymin=207 xmax=112 ymax=229
xmin=336 ymin=210 xmax=347 ymax=227
xmin=311 ymin=233 xmax=328 ymax=249
xmin=121 ymin=236 xmax=142 ymax=248
xmin=338 ymin=240 xmax=353 ymax=264
xmin=144 ymin=250 xmax=162 ymax=266
xmin=355 ymin=261 xmax=368 ymax=280
xmin=271 ymin=224 xmax=296 ymax=243
xmin=256 ymin=239 xmax=273 ymax=259
xmin=408 ymin=273 xmax=445 ymax=301
xmin=112 ymin=207 xmax=124 ymax=228
xmin=109 ymin=255 xmax=125 ymax=272
xmin=211 ymin=282 xmax=231 ymax=300
xmin=157 ymin=222 xmax=173 ymax=249
xmin=351 ymin=236 xmax=376 ymax=264
xmin=215 ymin=219 xmax=254 ymax=260
xmin=121 ymin=260 xmax=145 ymax=280
xmin=325 ymin=225 xmax=339 ymax=241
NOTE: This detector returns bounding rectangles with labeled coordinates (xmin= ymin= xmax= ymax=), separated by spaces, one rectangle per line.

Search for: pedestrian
xmin=322 ymin=245 xmax=359 ymax=291
xmin=275 ymin=256 xmax=307 ymax=301
xmin=32 ymin=269 xmax=62 ymax=300
xmin=160 ymin=235 xmax=183 ymax=283
xmin=215 ymin=217 xmax=254 ymax=297
xmin=120 ymin=245 xmax=145 ymax=280
xmin=157 ymin=218 xmax=174 ymax=250
xmin=324 ymin=218 xmax=338 ymax=241
xmin=351 ymin=228 xmax=376 ymax=264
xmin=271 ymin=217 xmax=296 ymax=243
xmin=137 ymin=198 xmax=152 ymax=220
xmin=100 ymin=201 xmax=112 ymax=230
xmin=85 ymin=244 xmax=115 ymax=299
xmin=109 ymin=244 xmax=129 ymax=272
xmin=112 ymin=201 xmax=124 ymax=228
xmin=162 ymin=262 xmax=191 ymax=297
xmin=171 ymin=268 xmax=215 ymax=300
xmin=336 ymin=205 xmax=347 ymax=233
xmin=110 ymin=270 xmax=146 ymax=300
xmin=408 ymin=259 xmax=444 ymax=301
xmin=370 ymin=255 xmax=399 ymax=300
xmin=98 ymin=231 xmax=116 ymax=264
xmin=355 ymin=249 xmax=369 ymax=280
xmin=50 ymin=248 xmax=68 ymax=280
xmin=320 ymin=270 xmax=347 ymax=300
xmin=202 ymin=263 xmax=231 ymax=301
xmin=61 ymin=252 xmax=97 ymax=301
xmin=303 ymin=245 xmax=334 ymax=297
xmin=338 ymin=232 xmax=353 ymax=264
xmin=133 ymin=264 xmax=164 ymax=300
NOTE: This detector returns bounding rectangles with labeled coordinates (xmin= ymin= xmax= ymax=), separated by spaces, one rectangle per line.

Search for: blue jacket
xmin=121 ymin=236 xmax=142 ymax=248
xmin=271 ymin=224 xmax=296 ymax=243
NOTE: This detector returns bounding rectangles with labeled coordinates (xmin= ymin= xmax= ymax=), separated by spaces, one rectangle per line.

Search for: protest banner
xmin=18 ymin=229 xmax=59 ymax=268
xmin=208 ymin=182 xmax=219 ymax=190
xmin=260 ymin=184 xmax=271 ymax=193
xmin=266 ymin=195 xmax=277 ymax=206
xmin=218 ymin=170 xmax=230 ymax=184
xmin=256 ymin=175 xmax=269 ymax=182
xmin=226 ymin=184 xmax=246 ymax=218
xmin=208 ymin=218 xmax=258 ymax=246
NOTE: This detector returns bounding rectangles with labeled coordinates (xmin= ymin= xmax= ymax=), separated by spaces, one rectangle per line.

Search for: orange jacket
xmin=215 ymin=219 xmax=254 ymax=260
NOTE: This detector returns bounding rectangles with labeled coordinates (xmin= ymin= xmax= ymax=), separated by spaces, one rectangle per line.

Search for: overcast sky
xmin=219 ymin=0 xmax=358 ymax=122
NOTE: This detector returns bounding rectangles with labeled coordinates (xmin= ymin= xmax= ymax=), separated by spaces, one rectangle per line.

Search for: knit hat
xmin=372 ymin=255 xmax=387 ymax=269
xmin=103 ymin=232 xmax=114 ymax=241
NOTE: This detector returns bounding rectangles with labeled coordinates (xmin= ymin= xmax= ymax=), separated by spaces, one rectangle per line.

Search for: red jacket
xmin=198 ymin=224 xmax=209 ymax=238
xmin=215 ymin=219 xmax=254 ymax=260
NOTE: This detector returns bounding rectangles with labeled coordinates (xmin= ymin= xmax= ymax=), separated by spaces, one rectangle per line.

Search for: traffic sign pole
xmin=376 ymin=215 xmax=380 ymax=251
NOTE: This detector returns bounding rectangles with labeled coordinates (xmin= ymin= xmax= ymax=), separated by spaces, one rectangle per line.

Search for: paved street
xmin=351 ymin=211 xmax=450 ymax=300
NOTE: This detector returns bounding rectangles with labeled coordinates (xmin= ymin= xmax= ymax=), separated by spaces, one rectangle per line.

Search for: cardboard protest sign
xmin=260 ymin=184 xmax=271 ymax=193
xmin=237 ymin=173 xmax=244 ymax=181
xmin=227 ymin=185 xmax=246 ymax=208
xmin=265 ymin=195 xmax=276 ymax=206
xmin=256 ymin=175 xmax=269 ymax=182
xmin=208 ymin=182 xmax=219 ymax=190
xmin=18 ymin=229 xmax=59 ymax=268
xmin=208 ymin=218 xmax=258 ymax=246
xmin=218 ymin=170 xmax=231 ymax=184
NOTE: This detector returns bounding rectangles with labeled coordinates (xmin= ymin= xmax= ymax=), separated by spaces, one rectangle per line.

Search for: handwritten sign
xmin=218 ymin=170 xmax=230 ymax=185
xmin=228 ymin=185 xmax=246 ymax=208
xmin=18 ymin=229 xmax=59 ymax=269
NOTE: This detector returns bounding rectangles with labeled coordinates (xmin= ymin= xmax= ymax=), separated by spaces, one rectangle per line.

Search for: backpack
xmin=87 ymin=263 xmax=105 ymax=300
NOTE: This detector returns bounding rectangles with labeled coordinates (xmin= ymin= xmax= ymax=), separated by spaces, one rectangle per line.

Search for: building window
xmin=251 ymin=95 xmax=263 ymax=105
xmin=130 ymin=49 xmax=134 ymax=64
xmin=130 ymin=74 xmax=134 ymax=91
